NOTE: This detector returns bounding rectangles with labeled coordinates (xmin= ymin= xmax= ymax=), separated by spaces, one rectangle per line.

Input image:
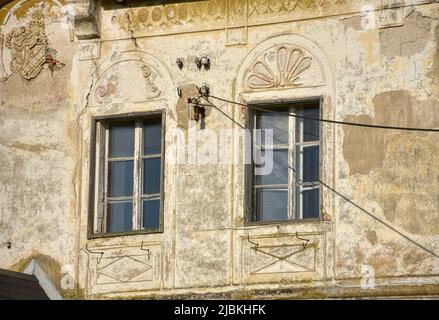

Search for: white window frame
xmin=248 ymin=101 xmax=321 ymax=223
xmin=89 ymin=112 xmax=165 ymax=238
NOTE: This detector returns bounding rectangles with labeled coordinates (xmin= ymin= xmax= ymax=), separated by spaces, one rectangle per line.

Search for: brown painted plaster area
xmin=343 ymin=90 xmax=439 ymax=175
xmin=344 ymin=90 xmax=439 ymax=236
xmin=341 ymin=15 xmax=363 ymax=31
xmin=379 ymin=10 xmax=431 ymax=57
xmin=426 ymin=24 xmax=439 ymax=95
xmin=8 ymin=141 xmax=50 ymax=154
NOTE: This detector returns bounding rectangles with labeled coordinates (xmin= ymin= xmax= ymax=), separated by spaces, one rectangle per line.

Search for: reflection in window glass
xmin=143 ymin=119 xmax=162 ymax=155
xmin=302 ymin=107 xmax=320 ymax=142
xmin=143 ymin=199 xmax=160 ymax=229
xmin=143 ymin=158 xmax=161 ymax=195
xmin=302 ymin=189 xmax=319 ymax=219
xmin=108 ymin=161 xmax=134 ymax=197
xmin=109 ymin=123 xmax=135 ymax=158
xmin=107 ymin=202 xmax=133 ymax=233
xmin=255 ymin=189 xmax=288 ymax=222
xmin=257 ymin=111 xmax=289 ymax=146
xmin=255 ymin=150 xmax=288 ymax=185
xmin=303 ymin=146 xmax=319 ymax=182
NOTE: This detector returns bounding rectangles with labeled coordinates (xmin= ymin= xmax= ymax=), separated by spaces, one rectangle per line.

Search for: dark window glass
xmin=142 ymin=199 xmax=160 ymax=229
xmin=302 ymin=189 xmax=319 ymax=219
xmin=107 ymin=202 xmax=133 ymax=233
xmin=109 ymin=123 xmax=135 ymax=158
xmin=143 ymin=119 xmax=162 ymax=155
xmin=303 ymin=107 xmax=319 ymax=142
xmin=108 ymin=161 xmax=134 ymax=197
xmin=303 ymin=146 xmax=319 ymax=182
xmin=255 ymin=189 xmax=288 ymax=222
xmin=143 ymin=158 xmax=161 ymax=195
xmin=296 ymin=104 xmax=319 ymax=142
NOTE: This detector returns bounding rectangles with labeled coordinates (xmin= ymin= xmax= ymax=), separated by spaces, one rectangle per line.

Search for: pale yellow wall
xmin=0 ymin=0 xmax=438 ymax=299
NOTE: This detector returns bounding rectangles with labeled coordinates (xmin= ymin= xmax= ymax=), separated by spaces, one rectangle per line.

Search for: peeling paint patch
xmin=379 ymin=11 xmax=431 ymax=57
xmin=343 ymin=90 xmax=439 ymax=175
xmin=341 ymin=15 xmax=363 ymax=31
xmin=175 ymin=84 xmax=198 ymax=130
xmin=366 ymin=230 xmax=377 ymax=245
xmin=9 ymin=142 xmax=50 ymax=154
xmin=12 ymin=254 xmax=62 ymax=290
xmin=359 ymin=30 xmax=379 ymax=65
xmin=426 ymin=24 xmax=439 ymax=93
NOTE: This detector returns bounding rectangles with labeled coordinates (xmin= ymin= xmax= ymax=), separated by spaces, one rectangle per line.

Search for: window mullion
xmin=298 ymin=117 xmax=304 ymax=220
xmin=133 ymin=121 xmax=142 ymax=231
xmin=288 ymin=107 xmax=295 ymax=221
xmin=253 ymin=111 xmax=257 ymax=222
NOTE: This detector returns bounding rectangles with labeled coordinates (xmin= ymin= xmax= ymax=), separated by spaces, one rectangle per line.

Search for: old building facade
xmin=0 ymin=0 xmax=438 ymax=299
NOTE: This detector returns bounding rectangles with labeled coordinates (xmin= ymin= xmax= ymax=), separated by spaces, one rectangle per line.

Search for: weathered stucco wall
xmin=0 ymin=0 xmax=438 ymax=299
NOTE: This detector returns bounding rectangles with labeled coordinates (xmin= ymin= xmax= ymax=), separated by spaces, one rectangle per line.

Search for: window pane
xmin=256 ymin=189 xmax=288 ymax=222
xmin=303 ymin=146 xmax=319 ymax=182
xmin=109 ymin=161 xmax=134 ymax=197
xmin=143 ymin=119 xmax=162 ymax=155
xmin=257 ymin=110 xmax=288 ymax=146
xmin=255 ymin=150 xmax=288 ymax=185
xmin=142 ymin=199 xmax=160 ymax=229
xmin=143 ymin=158 xmax=161 ymax=195
xmin=109 ymin=123 xmax=135 ymax=158
xmin=302 ymin=188 xmax=320 ymax=219
xmin=107 ymin=202 xmax=133 ymax=233
xmin=297 ymin=105 xmax=320 ymax=142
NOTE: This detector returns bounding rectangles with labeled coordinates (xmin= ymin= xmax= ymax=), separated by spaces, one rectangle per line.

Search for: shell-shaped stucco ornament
xmin=246 ymin=46 xmax=312 ymax=90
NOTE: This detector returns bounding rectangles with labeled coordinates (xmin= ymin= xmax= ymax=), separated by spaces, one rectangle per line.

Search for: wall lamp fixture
xmin=187 ymin=98 xmax=205 ymax=121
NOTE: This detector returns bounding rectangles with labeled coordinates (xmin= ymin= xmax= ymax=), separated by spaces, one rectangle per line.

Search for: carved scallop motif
xmin=246 ymin=45 xmax=313 ymax=90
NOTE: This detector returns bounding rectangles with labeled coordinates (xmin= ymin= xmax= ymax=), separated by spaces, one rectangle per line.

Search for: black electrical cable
xmin=205 ymin=94 xmax=439 ymax=133
xmin=200 ymin=95 xmax=439 ymax=259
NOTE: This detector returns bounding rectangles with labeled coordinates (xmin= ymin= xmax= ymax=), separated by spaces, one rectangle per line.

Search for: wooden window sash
xmin=251 ymin=103 xmax=321 ymax=222
xmin=92 ymin=114 xmax=165 ymax=236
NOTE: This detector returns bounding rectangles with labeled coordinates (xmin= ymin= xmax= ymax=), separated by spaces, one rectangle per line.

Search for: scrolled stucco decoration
xmin=141 ymin=64 xmax=161 ymax=99
xmin=246 ymin=45 xmax=313 ymax=90
xmin=92 ymin=63 xmax=161 ymax=105
xmin=88 ymin=56 xmax=166 ymax=107
xmin=82 ymin=50 xmax=175 ymax=109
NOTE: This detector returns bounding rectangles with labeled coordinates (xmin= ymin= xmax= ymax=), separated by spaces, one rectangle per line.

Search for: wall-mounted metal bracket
xmin=85 ymin=243 xmax=104 ymax=264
